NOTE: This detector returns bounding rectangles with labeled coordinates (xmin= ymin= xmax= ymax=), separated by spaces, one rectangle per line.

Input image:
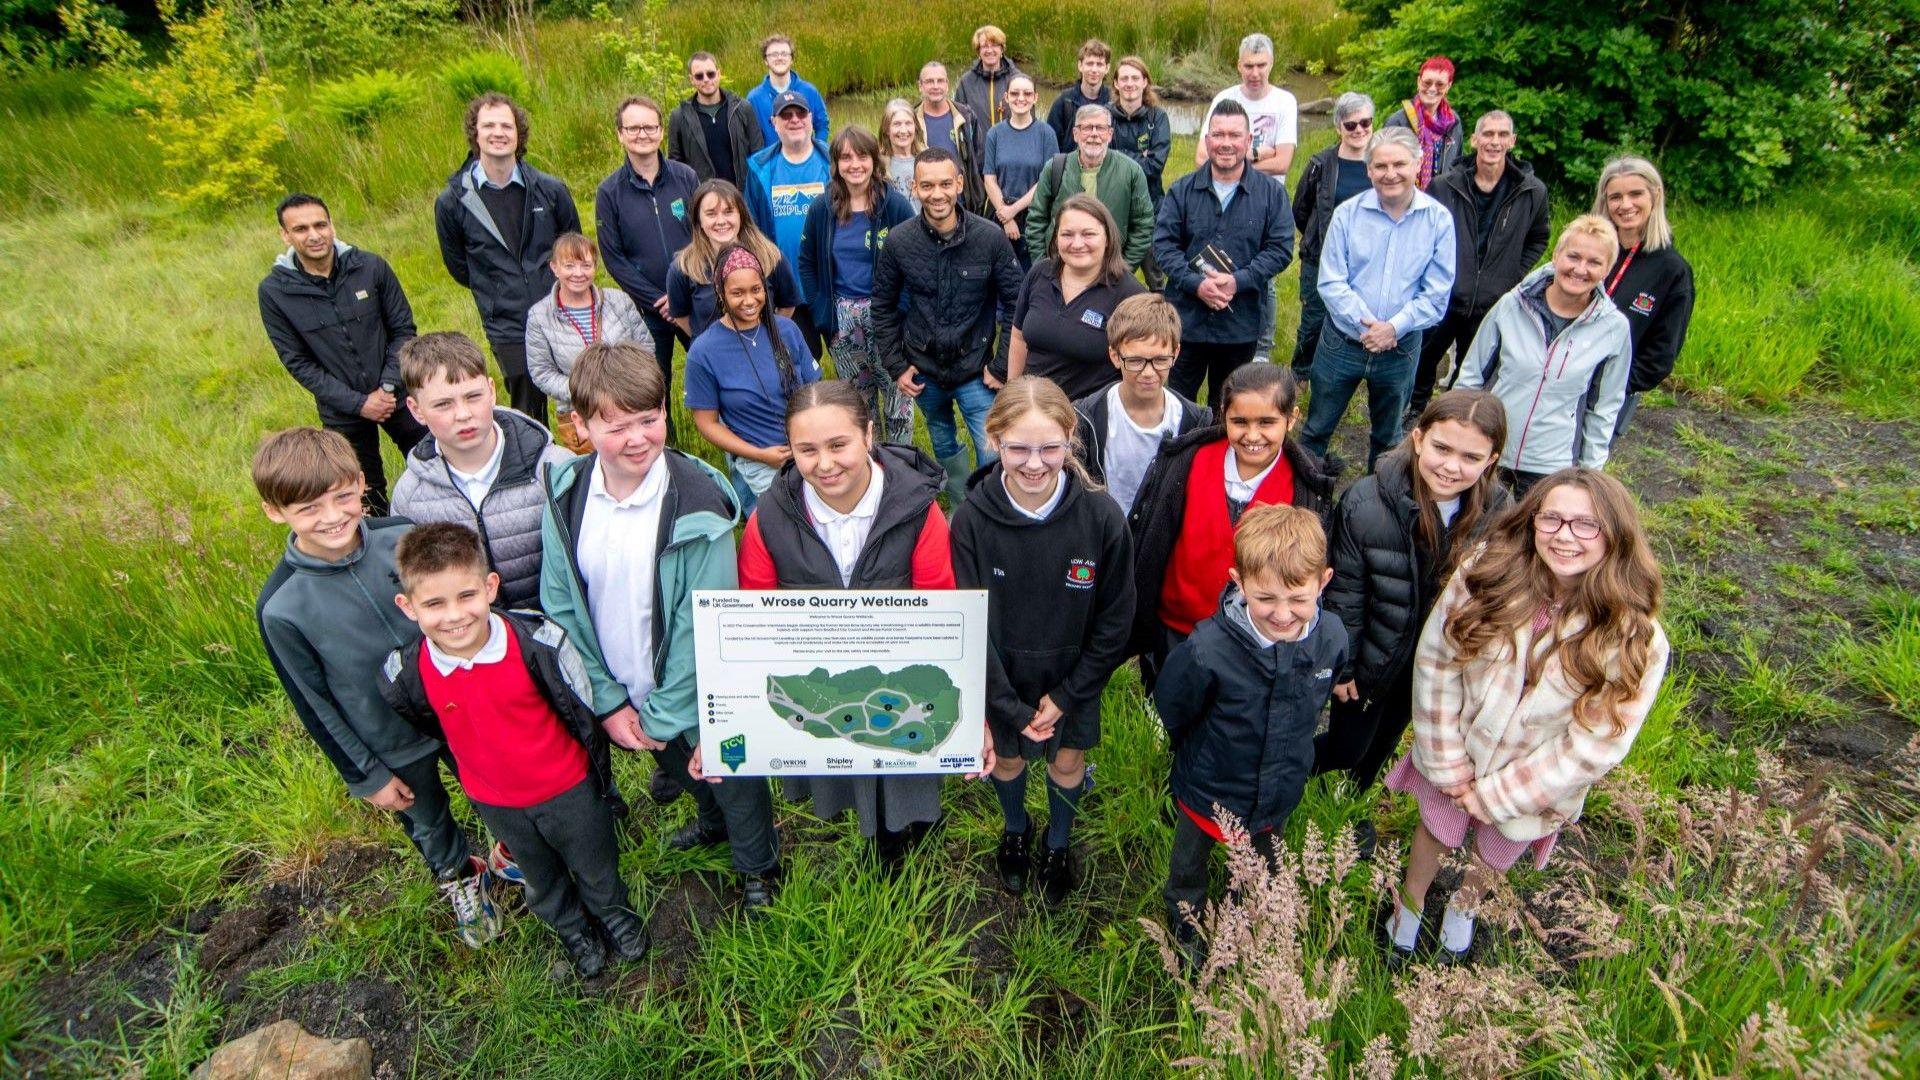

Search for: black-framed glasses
xmin=1534 ymin=512 xmax=1603 ymax=540
xmin=1341 ymin=117 xmax=1374 ymax=132
xmin=1118 ymin=354 xmax=1177 ymax=372
xmin=619 ymin=124 xmax=662 ymax=136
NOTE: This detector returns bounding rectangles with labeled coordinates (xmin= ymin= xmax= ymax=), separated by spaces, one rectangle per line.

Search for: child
xmin=379 ymin=523 xmax=646 ymax=979
xmin=1071 ymin=293 xmax=1211 ymax=517
xmin=1155 ymin=504 xmax=1347 ymax=955
xmin=252 ymin=427 xmax=499 ymax=947
xmin=525 ymin=232 xmax=650 ymax=453
xmin=393 ymin=331 xmax=575 ymax=611
xmin=1127 ymin=362 xmax=1337 ymax=681
xmin=1314 ymin=390 xmax=1510 ymax=857
xmin=950 ymin=376 xmax=1136 ymax=901
xmin=1382 ymin=467 xmax=1667 ymax=965
xmin=737 ymin=380 xmax=968 ymax=866
xmin=538 ymin=340 xmax=784 ymax=912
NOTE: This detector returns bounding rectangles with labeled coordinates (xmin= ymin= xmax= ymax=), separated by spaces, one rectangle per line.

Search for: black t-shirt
xmin=477 ymin=179 xmax=527 ymax=256
xmin=1010 ymin=260 xmax=1147 ymax=400
xmin=1469 ymin=168 xmax=1513 ymax=262
xmin=698 ymin=102 xmax=736 ymax=185
xmin=1540 ymin=305 xmax=1574 ymax=344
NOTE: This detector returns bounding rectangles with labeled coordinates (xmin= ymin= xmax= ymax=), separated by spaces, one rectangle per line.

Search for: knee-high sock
xmin=1044 ymin=772 xmax=1087 ymax=850
xmin=991 ymin=770 xmax=1029 ymax=832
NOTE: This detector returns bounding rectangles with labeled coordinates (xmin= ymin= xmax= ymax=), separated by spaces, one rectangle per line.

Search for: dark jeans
xmin=1610 ymin=391 xmax=1642 ymax=447
xmin=388 ymin=749 xmax=473 ymax=879
xmin=1170 ymin=339 xmax=1257 ymax=414
xmin=472 ymin=777 xmax=631 ymax=940
xmin=1301 ymin=327 xmax=1423 ymax=470
xmin=1500 ymin=466 xmax=1554 ymax=498
xmin=1290 ymin=257 xmax=1326 ymax=381
xmin=641 ymin=308 xmax=690 ymax=443
xmin=1164 ymin=810 xmax=1284 ymax=926
xmin=323 ymin=408 xmax=427 ymax=516
xmin=653 ymin=733 xmax=779 ymax=875
xmin=1409 ymin=306 xmax=1487 ymax=420
xmin=491 ymin=341 xmax=548 ymax=428
xmin=1311 ymin=666 xmax=1414 ymax=790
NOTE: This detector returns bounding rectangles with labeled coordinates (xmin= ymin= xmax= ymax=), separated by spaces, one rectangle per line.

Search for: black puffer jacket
xmin=1426 ymin=158 xmax=1551 ymax=320
xmin=1322 ymin=447 xmax=1510 ymax=690
xmin=871 ymin=211 xmax=1024 ymax=388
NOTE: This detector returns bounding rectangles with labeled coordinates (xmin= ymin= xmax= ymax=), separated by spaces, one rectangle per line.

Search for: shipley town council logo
xmin=1065 ymin=558 xmax=1096 ymax=589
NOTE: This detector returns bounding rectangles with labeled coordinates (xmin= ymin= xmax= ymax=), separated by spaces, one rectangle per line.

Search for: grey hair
xmin=1474 ymin=109 xmax=1514 ymax=133
xmin=1074 ymin=104 xmax=1112 ymax=128
xmin=1333 ymin=92 xmax=1374 ymax=125
xmin=919 ymin=60 xmax=948 ymax=79
xmin=1591 ymin=155 xmax=1673 ymax=251
xmin=1238 ymin=33 xmax=1274 ymax=58
xmin=1365 ymin=126 xmax=1421 ymax=165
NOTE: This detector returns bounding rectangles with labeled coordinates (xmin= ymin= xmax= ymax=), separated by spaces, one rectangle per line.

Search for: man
xmin=744 ymin=34 xmax=829 ymax=145
xmin=955 ymin=24 xmax=1025 ymax=129
xmin=1198 ymin=33 xmax=1299 ymax=363
xmin=744 ymin=91 xmax=832 ymax=359
xmin=260 ymin=193 xmax=423 ymax=515
xmin=1300 ymin=127 xmax=1456 ymax=470
xmin=1046 ymin=39 xmax=1113 ymax=153
xmin=1150 ymin=100 xmax=1294 ymax=407
xmin=915 ymin=61 xmax=987 ymax=215
xmin=1023 ymin=105 xmax=1155 ymax=269
xmin=871 ymin=148 xmax=1024 ymax=504
xmin=1413 ymin=109 xmax=1550 ymax=418
xmin=432 ymin=93 xmax=580 ymax=425
xmin=666 ymin=52 xmax=764 ymax=186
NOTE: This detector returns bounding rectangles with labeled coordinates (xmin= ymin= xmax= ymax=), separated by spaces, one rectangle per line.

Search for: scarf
xmin=1406 ymin=98 xmax=1458 ymax=190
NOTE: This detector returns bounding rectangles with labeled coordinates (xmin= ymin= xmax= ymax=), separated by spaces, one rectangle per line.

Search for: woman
xmin=1452 ymin=216 xmax=1633 ymax=495
xmin=880 ymin=98 xmax=925 ymax=210
xmin=1001 ymin=195 xmax=1145 ymax=401
xmin=1109 ymin=56 xmax=1171 ymax=288
xmin=666 ymin=181 xmax=803 ymax=340
xmin=1383 ymin=56 xmax=1461 ymax=190
xmin=798 ymin=126 xmax=918 ymax=445
xmin=683 ymin=244 xmax=822 ymax=514
xmin=526 ymin=232 xmax=649 ymax=452
xmin=982 ymin=74 xmax=1056 ymax=274
xmin=1592 ymin=155 xmax=1696 ymax=443
xmin=1289 ymin=91 xmax=1376 ymax=379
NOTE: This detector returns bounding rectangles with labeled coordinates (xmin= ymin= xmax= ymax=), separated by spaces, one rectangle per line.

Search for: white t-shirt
xmin=577 ymin=454 xmax=669 ymax=707
xmin=1103 ymin=384 xmax=1185 ymax=515
xmin=1002 ymin=469 xmax=1066 ymax=522
xmin=1205 ymin=84 xmax=1299 ymax=179
xmin=802 ymin=462 xmax=887 ymax=587
xmin=1436 ymin=495 xmax=1462 ymax=527
xmin=446 ymin=424 xmax=506 ymax=507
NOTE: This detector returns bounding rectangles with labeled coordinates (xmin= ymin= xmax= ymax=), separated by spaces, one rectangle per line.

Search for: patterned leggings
xmin=833 ymin=297 xmax=915 ymax=445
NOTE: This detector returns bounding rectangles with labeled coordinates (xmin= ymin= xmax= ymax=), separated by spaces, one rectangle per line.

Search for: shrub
xmin=439 ymin=51 xmax=530 ymax=104
xmin=255 ymin=0 xmax=458 ymax=75
xmin=592 ymin=0 xmax=679 ymax=107
xmin=131 ymin=1 xmax=286 ymax=212
xmin=86 ymin=70 xmax=153 ymax=116
xmin=312 ymin=69 xmax=423 ymax=132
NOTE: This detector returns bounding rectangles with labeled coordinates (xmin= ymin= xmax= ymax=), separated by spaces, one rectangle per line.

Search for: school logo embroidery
xmin=670 ymin=197 xmax=686 ymax=221
xmin=720 ymin=734 xmax=747 ymax=773
xmin=1631 ymin=292 xmax=1656 ymax=316
xmin=1065 ymin=558 xmax=1096 ymax=589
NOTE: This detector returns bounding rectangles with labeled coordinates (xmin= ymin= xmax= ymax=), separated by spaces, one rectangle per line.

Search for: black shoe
xmin=601 ymin=911 xmax=652 ymax=963
xmin=1353 ymin=819 xmax=1378 ymax=863
xmin=667 ymin=820 xmax=728 ymax=851
xmin=647 ymin=765 xmax=682 ymax=806
xmin=741 ymin=870 xmax=779 ymax=915
xmin=560 ymin=927 xmax=608 ymax=979
xmin=872 ymin=827 xmax=909 ymax=873
xmin=1035 ymin=842 xmax=1076 ymax=905
xmin=995 ymin=823 xmax=1033 ymax=895
xmin=1171 ymin=917 xmax=1208 ymax=975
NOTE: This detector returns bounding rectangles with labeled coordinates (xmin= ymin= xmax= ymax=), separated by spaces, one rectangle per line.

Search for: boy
xmin=252 ymin=428 xmax=499 ymax=947
xmin=392 ymin=331 xmax=574 ymax=610
xmin=538 ymin=341 xmax=784 ymax=911
xmin=1072 ymin=294 xmax=1213 ymax=517
xmin=379 ymin=523 xmax=646 ymax=978
xmin=1153 ymin=504 xmax=1347 ymax=960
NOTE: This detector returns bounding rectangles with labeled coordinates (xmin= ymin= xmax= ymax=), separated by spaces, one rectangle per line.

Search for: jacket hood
xmin=1372 ymin=446 xmax=1417 ymax=508
xmin=1518 ymin=264 xmax=1615 ymax=323
xmin=548 ymin=447 xmax=740 ymax=544
xmin=965 ymin=57 xmax=1023 ymax=79
xmin=959 ymin=460 xmax=1089 ymax=527
xmin=273 ymin=239 xmax=354 ymax=274
xmin=403 ymin=406 xmax=554 ymax=483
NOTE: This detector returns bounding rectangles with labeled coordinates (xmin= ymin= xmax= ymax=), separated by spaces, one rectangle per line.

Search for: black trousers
xmin=1312 ymin=666 xmax=1415 ymax=791
xmin=387 ymin=749 xmax=473 ymax=879
xmin=472 ymin=777 xmax=631 ymax=939
xmin=324 ymin=409 xmax=428 ymax=516
xmin=641 ymin=308 xmax=690 ymax=443
xmin=1170 ymin=339 xmax=1256 ymax=414
xmin=1164 ymin=810 xmax=1284 ymax=925
xmin=789 ymin=306 xmax=829 ymax=363
xmin=1408 ymin=306 xmax=1487 ymax=419
xmin=490 ymin=341 xmax=548 ymax=428
xmin=652 ymin=733 xmax=780 ymax=875
xmin=1500 ymin=466 xmax=1553 ymax=498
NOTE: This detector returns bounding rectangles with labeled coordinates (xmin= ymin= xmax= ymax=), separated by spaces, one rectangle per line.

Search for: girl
xmin=526 ymin=232 xmax=649 ymax=452
xmin=880 ymin=98 xmax=925 ymax=211
xmin=1314 ymin=390 xmax=1510 ymax=856
xmin=1382 ymin=55 xmax=1462 ymax=189
xmin=1108 ymin=56 xmax=1171 ymax=288
xmin=1453 ymin=215 xmax=1634 ymax=495
xmin=683 ymin=244 xmax=822 ymax=515
xmin=1128 ymin=362 xmax=1337 ymax=678
xmin=1383 ymin=467 xmax=1667 ymax=965
xmin=737 ymin=380 xmax=978 ymax=866
xmin=1002 ymin=195 xmax=1146 ymax=400
xmin=981 ymin=74 xmax=1054 ymax=273
xmin=666 ymin=181 xmax=804 ymax=340
xmin=797 ymin=126 xmax=917 ymax=445
xmin=950 ymin=376 xmax=1135 ymax=902
xmin=1591 ymin=155 xmax=1695 ymax=444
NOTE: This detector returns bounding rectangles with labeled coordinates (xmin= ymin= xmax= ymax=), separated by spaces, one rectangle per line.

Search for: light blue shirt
xmin=1317 ymin=188 xmax=1456 ymax=342
xmin=469 ymin=161 xmax=524 ymax=189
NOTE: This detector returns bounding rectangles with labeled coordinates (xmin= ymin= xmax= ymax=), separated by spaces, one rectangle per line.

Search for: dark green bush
xmin=256 ymin=0 xmax=458 ymax=75
xmin=439 ymin=51 xmax=531 ymax=103
xmin=312 ymin=69 xmax=423 ymax=132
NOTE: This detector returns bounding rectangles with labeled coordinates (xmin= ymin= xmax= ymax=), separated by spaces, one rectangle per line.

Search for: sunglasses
xmin=691 ymin=71 xmax=719 ymax=81
xmin=1341 ymin=117 xmax=1374 ymax=132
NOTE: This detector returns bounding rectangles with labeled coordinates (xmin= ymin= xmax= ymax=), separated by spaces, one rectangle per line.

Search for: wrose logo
xmin=768 ymin=757 xmax=808 ymax=770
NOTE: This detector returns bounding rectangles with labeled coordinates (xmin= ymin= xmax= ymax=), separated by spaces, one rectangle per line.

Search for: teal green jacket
xmin=539 ymin=449 xmax=740 ymax=741
xmin=1024 ymin=150 xmax=1156 ymax=269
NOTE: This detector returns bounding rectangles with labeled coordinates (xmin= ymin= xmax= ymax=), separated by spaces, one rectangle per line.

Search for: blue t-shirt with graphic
xmin=832 ymin=211 xmax=878 ymax=300
xmin=765 ymin=152 xmax=829 ymax=268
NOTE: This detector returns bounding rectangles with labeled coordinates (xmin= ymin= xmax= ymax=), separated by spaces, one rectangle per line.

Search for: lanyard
xmin=559 ymin=290 xmax=600 ymax=345
xmin=1605 ymin=245 xmax=1639 ymax=298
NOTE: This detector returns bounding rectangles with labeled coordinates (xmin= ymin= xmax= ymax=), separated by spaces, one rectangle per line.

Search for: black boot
xmin=1353 ymin=818 xmax=1378 ymax=863
xmin=560 ymin=926 xmax=608 ymax=979
xmin=995 ymin=822 xmax=1033 ymax=895
xmin=741 ymin=867 xmax=780 ymax=915
xmin=667 ymin=820 xmax=728 ymax=851
xmin=601 ymin=910 xmax=652 ymax=963
xmin=1170 ymin=916 xmax=1207 ymax=975
xmin=872 ymin=827 xmax=909 ymax=874
xmin=647 ymin=764 xmax=682 ymax=806
xmin=1035 ymin=843 xmax=1076 ymax=905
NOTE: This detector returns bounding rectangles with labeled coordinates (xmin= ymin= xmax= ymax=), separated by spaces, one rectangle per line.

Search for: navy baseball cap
xmin=773 ymin=90 xmax=810 ymax=115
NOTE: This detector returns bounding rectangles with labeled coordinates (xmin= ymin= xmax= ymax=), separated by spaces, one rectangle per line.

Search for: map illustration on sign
xmin=765 ymin=664 xmax=960 ymax=755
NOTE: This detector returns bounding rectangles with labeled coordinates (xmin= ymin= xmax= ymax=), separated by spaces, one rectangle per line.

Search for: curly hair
xmin=464 ymin=92 xmax=530 ymax=161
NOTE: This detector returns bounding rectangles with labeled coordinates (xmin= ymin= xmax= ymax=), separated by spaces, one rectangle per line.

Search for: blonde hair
xmin=1591 ymin=155 xmax=1674 ymax=251
xmin=972 ymin=24 xmax=1006 ymax=50
xmin=252 ymin=427 xmax=361 ymax=507
xmin=880 ymin=98 xmax=924 ymax=156
xmin=1233 ymin=504 xmax=1327 ymax=585
xmin=1553 ymin=213 xmax=1621 ymax=271
xmin=1106 ymin=293 xmax=1182 ymax=352
xmin=983 ymin=375 xmax=1098 ymax=490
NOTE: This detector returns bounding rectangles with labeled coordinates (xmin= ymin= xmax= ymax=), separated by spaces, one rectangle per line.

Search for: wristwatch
xmin=380 ymin=381 xmax=397 ymax=394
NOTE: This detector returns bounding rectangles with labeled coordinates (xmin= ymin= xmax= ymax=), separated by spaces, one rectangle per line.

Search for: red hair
xmin=1419 ymin=56 xmax=1455 ymax=82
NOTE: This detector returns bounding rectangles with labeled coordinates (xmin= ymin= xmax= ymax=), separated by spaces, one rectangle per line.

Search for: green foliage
xmin=311 ymin=69 xmax=424 ymax=132
xmin=591 ymin=0 xmax=680 ymax=107
xmin=1833 ymin=591 xmax=1920 ymax=723
xmin=254 ymin=0 xmax=458 ymax=76
xmin=85 ymin=70 xmax=154 ymax=117
xmin=130 ymin=2 xmax=286 ymax=213
xmin=438 ymin=50 xmax=531 ymax=103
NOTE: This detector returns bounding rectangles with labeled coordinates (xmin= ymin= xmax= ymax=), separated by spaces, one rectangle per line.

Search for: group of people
xmin=251 ymin=27 xmax=1688 ymax=981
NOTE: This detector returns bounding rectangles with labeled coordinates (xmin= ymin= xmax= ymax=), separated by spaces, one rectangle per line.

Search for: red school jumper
xmin=417 ymin=629 xmax=589 ymax=808
xmin=1156 ymin=439 xmax=1294 ymax=636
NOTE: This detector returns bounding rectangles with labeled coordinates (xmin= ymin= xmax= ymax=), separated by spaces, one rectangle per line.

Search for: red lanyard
xmin=559 ymin=289 xmax=600 ymax=344
xmin=1605 ymin=245 xmax=1639 ymax=298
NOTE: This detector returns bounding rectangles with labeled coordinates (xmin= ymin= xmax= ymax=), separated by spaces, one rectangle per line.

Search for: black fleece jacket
xmin=1605 ymin=243 xmax=1695 ymax=393
xmin=258 ymin=244 xmax=415 ymax=423
xmin=1426 ymin=158 xmax=1551 ymax=319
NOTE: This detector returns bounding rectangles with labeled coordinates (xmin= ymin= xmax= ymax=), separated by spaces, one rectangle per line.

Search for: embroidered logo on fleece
xmin=1314 ymin=668 xmax=1333 ymax=680
xmin=1630 ymin=292 xmax=1655 ymax=315
xmin=1065 ymin=558 xmax=1096 ymax=589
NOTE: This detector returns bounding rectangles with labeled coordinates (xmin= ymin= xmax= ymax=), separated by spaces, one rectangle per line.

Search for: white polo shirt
xmin=577 ymin=454 xmax=670 ymax=705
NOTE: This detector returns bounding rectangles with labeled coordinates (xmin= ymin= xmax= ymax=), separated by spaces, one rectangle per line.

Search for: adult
xmin=955 ymin=24 xmax=1025 ymax=129
xmin=1046 ymin=39 xmax=1112 ymax=153
xmin=798 ymin=125 xmax=918 ymax=444
xmin=744 ymin=91 xmax=833 ymax=360
xmin=525 ymin=232 xmax=649 ymax=451
xmin=745 ymin=34 xmax=830 ymax=145
xmin=260 ymin=193 xmax=423 ymax=515
xmin=595 ymin=94 xmax=700 ymax=438
xmin=880 ymin=98 xmax=925 ymax=210
xmin=666 ymin=52 xmax=764 ymax=187
xmin=1150 ymin=100 xmax=1294 ymax=407
xmin=1592 ymin=155 xmax=1695 ymax=442
xmin=1000 ymin=195 xmax=1147 ymax=400
xmin=1290 ymin=92 xmax=1377 ymax=382
xmin=433 ymin=92 xmax=580 ymax=425
xmin=1382 ymin=56 xmax=1463 ymax=191
xmin=871 ymin=148 xmax=1024 ymax=503
xmin=1197 ymin=33 xmax=1298 ymax=363
xmin=666 ymin=180 xmax=803 ymax=340
xmin=1453 ymin=216 xmax=1633 ymax=495
xmin=1022 ymin=105 xmax=1154 ymax=270
xmin=981 ymin=74 xmax=1054 ymax=272
xmin=1300 ymin=127 xmax=1457 ymax=470
xmin=915 ymin=62 xmax=986 ymax=215
xmin=1414 ymin=110 xmax=1550 ymax=419
xmin=1109 ymin=55 xmax=1172 ymax=287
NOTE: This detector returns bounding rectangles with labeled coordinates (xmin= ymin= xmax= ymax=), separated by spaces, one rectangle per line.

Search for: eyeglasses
xmin=1118 ymin=354 xmax=1176 ymax=372
xmin=1000 ymin=442 xmax=1069 ymax=464
xmin=691 ymin=71 xmax=719 ymax=81
xmin=1418 ymin=78 xmax=1450 ymax=91
xmin=1341 ymin=117 xmax=1374 ymax=132
xmin=1534 ymin=512 xmax=1603 ymax=540
xmin=619 ymin=124 xmax=662 ymax=136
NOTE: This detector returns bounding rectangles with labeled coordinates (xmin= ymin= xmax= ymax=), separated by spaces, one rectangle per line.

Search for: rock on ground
xmin=190 ymin=1019 xmax=371 ymax=1080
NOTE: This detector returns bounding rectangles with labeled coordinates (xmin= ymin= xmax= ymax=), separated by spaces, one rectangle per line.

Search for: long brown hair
xmin=1404 ymin=389 xmax=1506 ymax=559
xmin=673 ymin=181 xmax=783 ymax=285
xmin=983 ymin=375 xmax=1100 ymax=490
xmin=1048 ymin=194 xmax=1129 ymax=285
xmin=1447 ymin=468 xmax=1663 ymax=736
xmin=1114 ymin=56 xmax=1160 ymax=109
xmin=827 ymin=125 xmax=886 ymax=225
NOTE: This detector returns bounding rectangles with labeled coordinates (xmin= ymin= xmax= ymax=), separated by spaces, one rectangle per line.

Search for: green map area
xmin=765 ymin=665 xmax=961 ymax=755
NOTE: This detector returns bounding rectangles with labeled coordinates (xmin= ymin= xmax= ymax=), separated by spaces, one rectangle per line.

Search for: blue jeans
xmin=1301 ymin=327 xmax=1423 ymax=469
xmin=1256 ymin=276 xmax=1277 ymax=358
xmin=916 ymin=375 xmax=998 ymax=465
